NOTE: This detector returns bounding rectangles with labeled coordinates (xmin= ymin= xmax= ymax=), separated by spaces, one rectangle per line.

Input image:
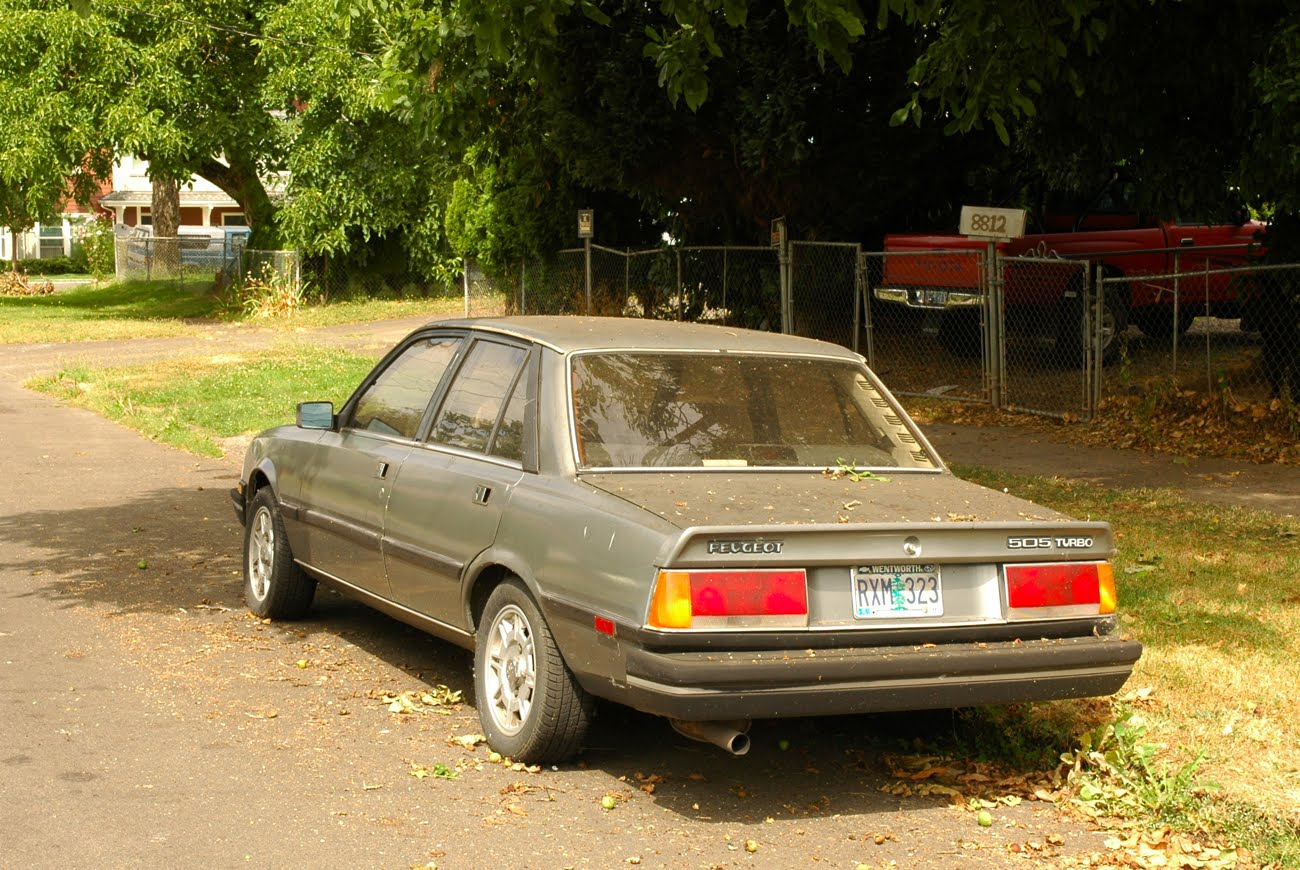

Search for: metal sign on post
xmin=578 ymin=209 xmax=594 ymax=314
xmin=958 ymin=205 xmax=1026 ymax=240
xmin=770 ymin=216 xmax=786 ymax=248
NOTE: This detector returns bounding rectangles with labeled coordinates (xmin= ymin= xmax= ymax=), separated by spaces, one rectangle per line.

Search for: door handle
xmin=375 ymin=461 xmax=390 ymax=479
xmin=1179 ymin=237 xmax=1194 ymax=247
xmin=473 ymin=484 xmax=492 ymax=505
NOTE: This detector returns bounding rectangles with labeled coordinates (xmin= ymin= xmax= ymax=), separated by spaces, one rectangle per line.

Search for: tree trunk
xmin=151 ymin=174 xmax=182 ymax=275
xmin=196 ymin=153 xmax=278 ymax=247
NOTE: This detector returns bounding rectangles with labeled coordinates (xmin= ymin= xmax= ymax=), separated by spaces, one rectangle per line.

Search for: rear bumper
xmin=601 ymin=634 xmax=1141 ymax=721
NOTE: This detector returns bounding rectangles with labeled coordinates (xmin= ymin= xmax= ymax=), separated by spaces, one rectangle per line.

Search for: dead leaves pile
xmin=881 ymin=754 xmax=1278 ymax=869
xmin=372 ymin=686 xmax=463 ymax=716
xmin=1067 ymin=827 xmax=1268 ymax=869
xmin=909 ymin=390 xmax=1300 ymax=467
xmin=880 ymin=752 xmax=1062 ymax=805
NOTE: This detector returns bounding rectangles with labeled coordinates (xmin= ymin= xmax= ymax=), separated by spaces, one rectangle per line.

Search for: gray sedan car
xmin=232 ymin=317 xmax=1140 ymax=763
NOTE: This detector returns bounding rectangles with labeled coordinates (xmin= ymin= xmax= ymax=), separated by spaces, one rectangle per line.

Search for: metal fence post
xmin=463 ymin=257 xmax=470 ymax=317
xmin=859 ymin=251 xmax=875 ymax=368
xmin=779 ymin=239 xmax=791 ymax=334
xmin=984 ymin=242 xmax=1004 ymax=408
xmin=675 ymin=248 xmax=683 ymax=321
xmin=584 ymin=237 xmax=593 ymax=315
xmin=520 ymin=259 xmax=527 ymax=314
xmin=851 ymin=247 xmax=863 ymax=355
xmin=1172 ymin=249 xmax=1181 ymax=375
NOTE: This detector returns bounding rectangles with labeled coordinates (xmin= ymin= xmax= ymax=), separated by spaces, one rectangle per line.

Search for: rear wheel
xmin=1056 ymin=279 xmax=1128 ymax=367
xmin=243 ymin=488 xmax=317 ymax=619
xmin=474 ymin=579 xmax=592 ymax=763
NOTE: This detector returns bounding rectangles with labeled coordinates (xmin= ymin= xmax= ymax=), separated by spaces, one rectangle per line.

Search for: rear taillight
xmin=648 ymin=569 xmax=809 ymax=629
xmin=1005 ymin=561 xmax=1116 ymax=618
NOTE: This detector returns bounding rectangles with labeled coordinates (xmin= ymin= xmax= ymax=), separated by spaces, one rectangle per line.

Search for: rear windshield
xmin=570 ymin=352 xmax=937 ymax=470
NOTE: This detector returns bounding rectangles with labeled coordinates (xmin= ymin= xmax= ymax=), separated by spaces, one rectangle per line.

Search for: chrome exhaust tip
xmin=670 ymin=719 xmax=752 ymax=756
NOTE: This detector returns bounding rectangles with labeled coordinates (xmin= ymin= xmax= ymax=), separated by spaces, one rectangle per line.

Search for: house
xmin=98 ymin=155 xmax=246 ymax=230
xmin=1 ymin=155 xmax=247 ymax=266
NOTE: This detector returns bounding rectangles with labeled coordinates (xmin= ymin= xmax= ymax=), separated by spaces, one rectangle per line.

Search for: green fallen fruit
xmin=976 ymin=810 xmax=993 ymax=827
xmin=601 ymin=795 xmax=617 ymax=810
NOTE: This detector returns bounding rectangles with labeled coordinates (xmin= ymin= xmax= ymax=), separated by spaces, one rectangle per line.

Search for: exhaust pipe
xmin=670 ymin=719 xmax=752 ymax=756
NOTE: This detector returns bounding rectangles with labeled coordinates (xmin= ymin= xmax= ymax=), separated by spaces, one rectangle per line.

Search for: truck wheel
xmin=1056 ymin=280 xmax=1127 ymax=367
xmin=1132 ymin=307 xmax=1196 ymax=340
xmin=244 ymin=488 xmax=317 ymax=619
xmin=474 ymin=579 xmax=593 ymax=764
xmin=937 ymin=312 xmax=982 ymax=358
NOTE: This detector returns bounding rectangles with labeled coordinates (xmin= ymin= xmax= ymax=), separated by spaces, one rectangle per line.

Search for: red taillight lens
xmin=1005 ymin=561 xmax=1114 ymax=615
xmin=649 ymin=569 xmax=808 ymax=629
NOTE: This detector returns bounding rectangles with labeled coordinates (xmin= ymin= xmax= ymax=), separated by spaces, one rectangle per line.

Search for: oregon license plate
xmin=852 ymin=564 xmax=943 ymax=619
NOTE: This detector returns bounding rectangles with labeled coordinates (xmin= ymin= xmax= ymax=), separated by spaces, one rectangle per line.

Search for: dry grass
xmin=956 ymin=468 xmax=1300 ymax=835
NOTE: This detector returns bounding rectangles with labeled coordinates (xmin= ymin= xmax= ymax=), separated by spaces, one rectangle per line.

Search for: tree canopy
xmin=3 ymin=0 xmax=1300 ymax=275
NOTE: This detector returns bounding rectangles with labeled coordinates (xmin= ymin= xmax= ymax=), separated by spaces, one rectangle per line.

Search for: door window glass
xmin=431 ymin=341 xmax=527 ymax=454
xmin=349 ymin=337 xmax=461 ymax=439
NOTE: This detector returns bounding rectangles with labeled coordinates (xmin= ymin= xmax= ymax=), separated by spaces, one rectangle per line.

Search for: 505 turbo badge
xmin=1007 ymin=535 xmax=1095 ymax=550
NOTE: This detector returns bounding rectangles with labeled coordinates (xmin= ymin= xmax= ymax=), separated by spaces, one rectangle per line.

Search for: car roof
xmin=428 ymin=316 xmax=863 ymax=359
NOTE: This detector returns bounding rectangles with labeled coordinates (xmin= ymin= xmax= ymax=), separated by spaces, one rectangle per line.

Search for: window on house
xmin=138 ymin=208 xmax=152 ymax=226
xmin=38 ymin=224 xmax=66 ymax=259
xmin=221 ymin=213 xmax=247 ymax=227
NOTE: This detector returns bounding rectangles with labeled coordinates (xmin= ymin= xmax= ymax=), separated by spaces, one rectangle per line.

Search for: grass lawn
xmin=0 ymin=280 xmax=225 ymax=343
xmin=0 ymin=277 xmax=502 ymax=344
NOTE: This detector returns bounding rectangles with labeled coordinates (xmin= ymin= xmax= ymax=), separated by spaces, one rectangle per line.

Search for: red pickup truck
xmin=877 ymin=185 xmax=1262 ymax=362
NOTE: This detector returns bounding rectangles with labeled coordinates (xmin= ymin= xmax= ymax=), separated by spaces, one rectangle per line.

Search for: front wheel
xmin=474 ymin=580 xmax=592 ymax=764
xmin=243 ymin=488 xmax=317 ymax=619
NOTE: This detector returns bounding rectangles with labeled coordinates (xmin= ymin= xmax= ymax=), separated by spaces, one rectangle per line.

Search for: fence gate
xmin=860 ymin=250 xmax=1096 ymax=419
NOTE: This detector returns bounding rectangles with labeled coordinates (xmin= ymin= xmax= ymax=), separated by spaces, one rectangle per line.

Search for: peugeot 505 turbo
xmin=232 ymin=317 xmax=1140 ymax=762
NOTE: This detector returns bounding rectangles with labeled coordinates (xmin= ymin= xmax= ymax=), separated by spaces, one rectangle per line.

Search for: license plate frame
xmin=852 ymin=564 xmax=944 ymax=619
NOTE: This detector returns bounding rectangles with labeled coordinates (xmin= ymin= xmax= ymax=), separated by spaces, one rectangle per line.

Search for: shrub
xmin=16 ymin=256 xmax=80 ymax=275
xmin=77 ymin=217 xmax=117 ymax=280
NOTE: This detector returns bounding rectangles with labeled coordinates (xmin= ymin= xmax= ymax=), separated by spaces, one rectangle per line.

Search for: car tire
xmin=243 ymin=488 xmax=317 ymax=619
xmin=474 ymin=579 xmax=592 ymax=764
xmin=1056 ymin=278 xmax=1127 ymax=367
xmin=1132 ymin=307 xmax=1195 ymax=340
xmin=937 ymin=311 xmax=982 ymax=358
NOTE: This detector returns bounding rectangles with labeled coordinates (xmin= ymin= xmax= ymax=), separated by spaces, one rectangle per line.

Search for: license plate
xmin=914 ymin=289 xmax=950 ymax=307
xmin=852 ymin=564 xmax=943 ymax=619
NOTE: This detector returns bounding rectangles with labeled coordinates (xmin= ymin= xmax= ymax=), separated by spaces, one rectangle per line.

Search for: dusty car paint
xmin=235 ymin=317 xmax=1140 ymax=762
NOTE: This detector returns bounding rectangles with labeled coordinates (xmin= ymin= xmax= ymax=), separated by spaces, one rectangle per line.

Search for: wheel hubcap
xmin=247 ymin=506 xmax=274 ymax=601
xmin=484 ymin=604 xmax=536 ymax=736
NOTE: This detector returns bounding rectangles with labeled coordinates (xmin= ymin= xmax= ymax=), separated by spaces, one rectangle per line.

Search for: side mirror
xmin=296 ymin=401 xmax=336 ymax=430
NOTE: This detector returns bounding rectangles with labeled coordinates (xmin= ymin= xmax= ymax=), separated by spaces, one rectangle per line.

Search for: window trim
xmin=425 ymin=336 xmax=533 ymax=458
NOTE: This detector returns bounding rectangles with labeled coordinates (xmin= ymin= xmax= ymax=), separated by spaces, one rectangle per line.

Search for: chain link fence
xmin=861 ymin=250 xmax=989 ymax=405
xmin=114 ymin=234 xmax=241 ymax=287
xmin=1101 ymin=262 xmax=1300 ymax=403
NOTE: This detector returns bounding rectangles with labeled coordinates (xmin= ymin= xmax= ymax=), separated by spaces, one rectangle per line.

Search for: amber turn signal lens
xmin=649 ymin=571 xmax=693 ymax=629
xmin=1098 ymin=562 xmax=1117 ymax=614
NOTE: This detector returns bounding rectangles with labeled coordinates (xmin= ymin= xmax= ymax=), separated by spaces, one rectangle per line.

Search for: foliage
xmin=77 ymin=217 xmax=117 ymax=280
xmin=1067 ymin=712 xmax=1209 ymax=827
xmin=14 ymin=256 xmax=81 ymax=276
xmin=230 ymin=264 xmax=309 ymax=319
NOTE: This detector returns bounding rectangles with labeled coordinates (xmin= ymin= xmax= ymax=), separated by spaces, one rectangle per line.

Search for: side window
xmin=490 ymin=381 xmax=527 ymax=461
xmin=431 ymin=341 xmax=528 ymax=454
xmin=349 ymin=337 xmax=461 ymax=439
